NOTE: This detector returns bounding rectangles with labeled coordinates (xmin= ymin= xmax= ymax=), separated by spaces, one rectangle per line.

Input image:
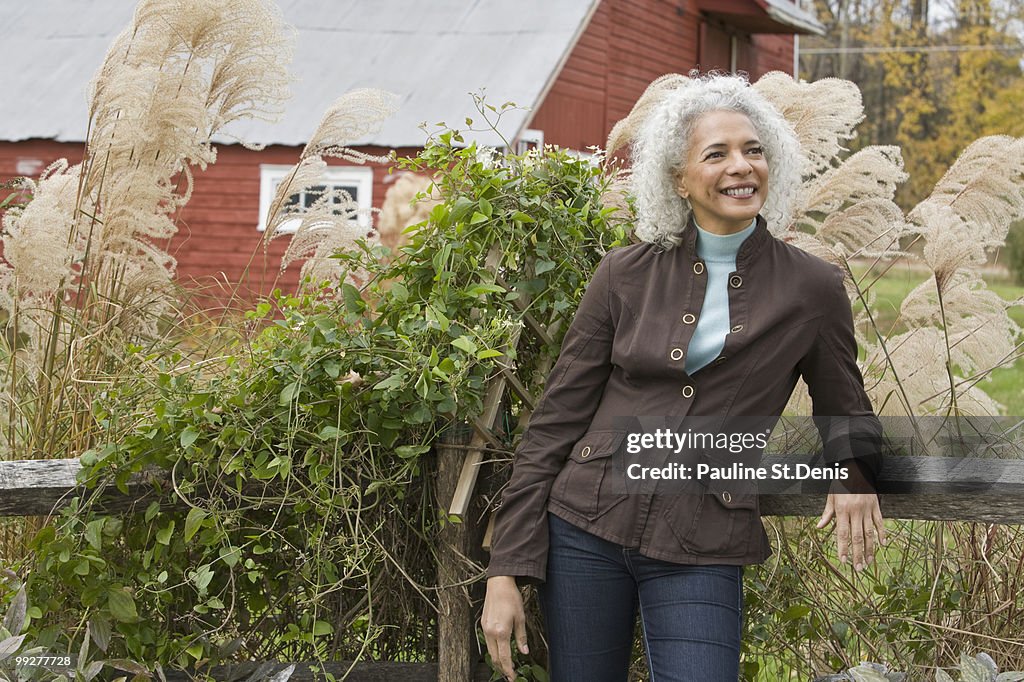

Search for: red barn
xmin=0 ymin=0 xmax=821 ymax=303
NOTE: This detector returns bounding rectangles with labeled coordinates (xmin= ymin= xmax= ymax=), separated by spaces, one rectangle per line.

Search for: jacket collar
xmin=678 ymin=212 xmax=771 ymax=266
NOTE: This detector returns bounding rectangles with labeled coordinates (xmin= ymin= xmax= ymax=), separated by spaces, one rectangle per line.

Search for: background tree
xmin=800 ymin=0 xmax=1024 ymax=208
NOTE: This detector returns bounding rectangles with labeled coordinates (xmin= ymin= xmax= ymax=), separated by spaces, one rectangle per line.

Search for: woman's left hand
xmin=816 ymin=492 xmax=885 ymax=571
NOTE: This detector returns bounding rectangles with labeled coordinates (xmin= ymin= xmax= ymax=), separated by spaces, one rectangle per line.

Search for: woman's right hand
xmin=482 ymin=575 xmax=530 ymax=681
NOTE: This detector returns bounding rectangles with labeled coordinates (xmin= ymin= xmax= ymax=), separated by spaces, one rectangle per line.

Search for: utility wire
xmin=801 ymin=43 xmax=1023 ymax=54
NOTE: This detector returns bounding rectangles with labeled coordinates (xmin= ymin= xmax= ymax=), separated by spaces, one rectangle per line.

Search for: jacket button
xmin=693 ymin=262 xmax=705 ymax=275
xmin=682 ymin=313 xmax=696 ymax=324
xmin=670 ymin=348 xmax=684 ymax=361
xmin=729 ymin=275 xmax=742 ymax=288
xmin=730 ymin=324 xmax=743 ymax=333
xmin=581 ymin=446 xmax=591 ymax=459
xmin=722 ymin=491 xmax=732 ymax=503
xmin=680 ymin=385 xmax=694 ymax=399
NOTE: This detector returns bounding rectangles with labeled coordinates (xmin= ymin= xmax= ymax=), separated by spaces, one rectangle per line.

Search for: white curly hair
xmin=630 ymin=72 xmax=802 ymax=250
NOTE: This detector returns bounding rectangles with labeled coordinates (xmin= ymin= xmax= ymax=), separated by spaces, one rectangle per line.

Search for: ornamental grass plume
xmin=750 ymin=75 xmax=910 ymax=271
xmin=873 ymin=135 xmax=1024 ymax=416
xmin=0 ymin=161 xmax=79 ymax=303
xmin=751 ymin=71 xmax=864 ymax=177
xmin=604 ymin=73 xmax=691 ymax=161
xmin=269 ymin=88 xmax=398 ymax=287
xmin=908 ymin=136 xmax=1024 ymax=291
xmin=0 ymin=0 xmax=292 ymax=459
xmin=377 ymin=172 xmax=440 ymax=253
xmin=79 ymin=0 xmax=292 ymax=323
xmin=750 ymin=73 xmax=1023 ymax=418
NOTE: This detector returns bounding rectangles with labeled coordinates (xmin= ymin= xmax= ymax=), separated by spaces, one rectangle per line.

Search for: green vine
xmin=10 ymin=120 xmax=627 ymax=679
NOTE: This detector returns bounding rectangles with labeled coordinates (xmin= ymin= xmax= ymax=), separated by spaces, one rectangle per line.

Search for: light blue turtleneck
xmin=685 ymin=219 xmax=757 ymax=374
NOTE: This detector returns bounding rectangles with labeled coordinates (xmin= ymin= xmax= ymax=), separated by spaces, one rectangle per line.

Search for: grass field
xmin=850 ymin=261 xmax=1024 ymax=415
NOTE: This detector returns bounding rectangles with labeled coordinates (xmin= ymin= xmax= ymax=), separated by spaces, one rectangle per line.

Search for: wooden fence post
xmin=435 ymin=423 xmax=477 ymax=682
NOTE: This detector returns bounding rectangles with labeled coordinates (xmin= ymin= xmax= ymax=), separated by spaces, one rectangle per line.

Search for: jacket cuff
xmin=830 ymin=457 xmax=877 ymax=494
xmin=486 ymin=560 xmax=546 ymax=586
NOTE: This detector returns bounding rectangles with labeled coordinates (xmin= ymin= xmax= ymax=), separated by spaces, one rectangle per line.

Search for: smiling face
xmin=674 ymin=109 xmax=769 ymax=235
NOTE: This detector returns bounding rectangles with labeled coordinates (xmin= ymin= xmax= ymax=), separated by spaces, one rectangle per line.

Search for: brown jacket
xmin=486 ymin=215 xmax=882 ymax=584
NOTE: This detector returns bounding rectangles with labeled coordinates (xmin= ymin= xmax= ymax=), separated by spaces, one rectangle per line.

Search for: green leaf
xmin=450 ymin=196 xmax=475 ymax=222
xmin=85 ymin=519 xmax=105 ymax=551
xmin=341 ymin=284 xmax=366 ymax=313
xmin=107 ymin=588 xmax=138 ymax=623
xmin=415 ymin=369 xmax=430 ymax=399
xmin=83 ymin=661 xmax=105 ymax=681
xmin=781 ymin=604 xmax=810 ymax=621
xmin=180 ymin=427 xmax=200 ymax=448
xmin=2 ymin=586 xmax=26 ymax=635
xmin=28 ymin=525 xmax=55 ymax=550
xmin=451 ymin=336 xmax=477 ymax=354
xmin=372 ymin=374 xmax=404 ymax=391
xmin=395 ymin=445 xmax=430 ymax=459
xmin=105 ymin=655 xmax=148 ymax=671
xmin=312 ymin=620 xmax=334 ymax=636
xmin=322 ymin=359 xmax=341 ymax=379
xmin=476 ymin=349 xmax=504 ymax=360
xmin=478 ymin=197 xmax=493 ymax=217
xmin=425 ymin=304 xmax=450 ymax=332
xmin=469 ymin=212 xmax=489 ymax=224
xmin=830 ymin=620 xmax=849 ymax=641
xmin=511 ymin=211 xmax=536 ymax=223
xmin=535 ymin=259 xmax=556 ymax=275
xmin=190 ymin=564 xmax=214 ymax=593
xmin=388 ymin=281 xmax=409 ymax=302
xmin=0 ymin=634 xmax=26 ymax=661
xmin=184 ymin=508 xmax=206 ymax=542
xmin=219 ymin=545 xmax=241 ymax=568
xmin=318 ymin=425 xmax=344 ymax=441
xmin=156 ymin=520 xmax=175 ymax=546
xmin=466 ymin=283 xmax=505 ymax=296
xmin=278 ymin=381 xmax=300 ymax=405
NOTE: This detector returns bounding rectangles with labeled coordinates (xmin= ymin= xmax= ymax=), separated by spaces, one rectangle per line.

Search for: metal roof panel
xmin=0 ymin=0 xmax=598 ymax=148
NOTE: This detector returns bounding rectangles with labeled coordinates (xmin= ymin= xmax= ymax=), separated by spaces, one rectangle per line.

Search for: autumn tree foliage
xmin=801 ymin=0 xmax=1024 ymax=208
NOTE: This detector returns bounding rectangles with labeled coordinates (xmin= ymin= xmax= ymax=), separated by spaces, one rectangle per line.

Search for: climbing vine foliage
xmin=7 ymin=126 xmax=627 ymax=679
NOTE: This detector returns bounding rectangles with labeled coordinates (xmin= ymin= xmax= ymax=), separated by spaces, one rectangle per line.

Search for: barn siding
xmin=529 ymin=0 xmax=794 ymax=152
xmin=751 ymin=34 xmax=795 ymax=76
xmin=2 ymin=0 xmax=799 ymax=302
xmin=0 ymin=140 xmax=406 ymax=303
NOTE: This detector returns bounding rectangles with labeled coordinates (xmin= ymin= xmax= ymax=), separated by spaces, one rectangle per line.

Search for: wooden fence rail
xmin=5 ymin=454 xmax=1024 ymax=522
xmin=3 ymin=453 xmax=1023 ymax=681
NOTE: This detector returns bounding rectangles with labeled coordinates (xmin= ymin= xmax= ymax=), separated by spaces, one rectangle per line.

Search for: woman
xmin=481 ymin=73 xmax=886 ymax=682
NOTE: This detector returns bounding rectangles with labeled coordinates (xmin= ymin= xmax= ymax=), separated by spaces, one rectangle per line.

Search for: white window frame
xmin=257 ymin=164 xmax=373 ymax=233
xmin=514 ymin=129 xmax=544 ymax=155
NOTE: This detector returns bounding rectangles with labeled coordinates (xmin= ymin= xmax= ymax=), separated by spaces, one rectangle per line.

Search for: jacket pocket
xmin=550 ymin=430 xmax=628 ymax=521
xmin=664 ymin=491 xmax=760 ymax=557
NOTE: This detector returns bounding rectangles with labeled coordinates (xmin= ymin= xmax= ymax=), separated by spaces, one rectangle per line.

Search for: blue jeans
xmin=538 ymin=512 xmax=743 ymax=682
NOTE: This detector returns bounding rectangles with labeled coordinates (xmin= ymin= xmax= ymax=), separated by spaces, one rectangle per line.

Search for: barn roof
xmin=695 ymin=0 xmax=824 ymax=36
xmin=0 ymin=0 xmax=600 ymax=148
